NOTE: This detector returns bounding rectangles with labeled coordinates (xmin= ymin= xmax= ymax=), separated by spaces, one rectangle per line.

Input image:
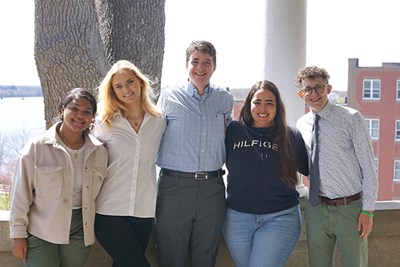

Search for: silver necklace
xmin=241 ymin=124 xmax=269 ymax=161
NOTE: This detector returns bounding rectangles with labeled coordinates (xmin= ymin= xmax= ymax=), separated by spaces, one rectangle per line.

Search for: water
xmin=0 ymin=97 xmax=45 ymax=135
xmin=0 ymin=97 xmax=45 ymax=171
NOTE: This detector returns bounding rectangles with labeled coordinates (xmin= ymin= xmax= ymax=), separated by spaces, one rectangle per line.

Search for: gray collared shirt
xmin=296 ymin=101 xmax=378 ymax=210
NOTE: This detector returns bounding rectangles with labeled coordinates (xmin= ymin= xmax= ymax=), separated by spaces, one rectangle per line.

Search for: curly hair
xmin=295 ymin=66 xmax=330 ymax=88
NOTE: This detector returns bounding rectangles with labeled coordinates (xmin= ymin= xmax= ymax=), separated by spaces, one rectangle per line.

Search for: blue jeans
xmin=223 ymin=205 xmax=301 ymax=267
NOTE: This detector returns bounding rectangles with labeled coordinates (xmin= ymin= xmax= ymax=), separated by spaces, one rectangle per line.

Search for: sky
xmin=0 ymin=0 xmax=399 ymax=92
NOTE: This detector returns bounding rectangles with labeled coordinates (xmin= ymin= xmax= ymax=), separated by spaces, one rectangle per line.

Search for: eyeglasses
xmin=300 ymin=84 xmax=328 ymax=96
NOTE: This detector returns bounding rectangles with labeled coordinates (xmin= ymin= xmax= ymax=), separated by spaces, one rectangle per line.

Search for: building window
xmin=365 ymin=118 xmax=379 ymax=140
xmin=363 ymin=79 xmax=380 ymax=100
xmin=397 ymin=80 xmax=400 ymax=100
xmin=396 ymin=120 xmax=400 ymax=141
xmin=394 ymin=160 xmax=400 ymax=181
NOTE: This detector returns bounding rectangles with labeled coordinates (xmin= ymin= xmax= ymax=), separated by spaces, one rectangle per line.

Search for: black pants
xmin=95 ymin=214 xmax=153 ymax=267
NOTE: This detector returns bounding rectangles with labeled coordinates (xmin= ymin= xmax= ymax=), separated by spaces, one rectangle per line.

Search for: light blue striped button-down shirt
xmin=156 ymin=82 xmax=234 ymax=172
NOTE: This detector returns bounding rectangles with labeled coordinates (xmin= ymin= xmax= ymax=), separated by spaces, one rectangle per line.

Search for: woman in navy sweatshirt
xmin=223 ymin=80 xmax=309 ymax=267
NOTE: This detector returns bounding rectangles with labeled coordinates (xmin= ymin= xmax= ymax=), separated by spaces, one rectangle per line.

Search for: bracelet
xmin=361 ymin=210 xmax=374 ymax=217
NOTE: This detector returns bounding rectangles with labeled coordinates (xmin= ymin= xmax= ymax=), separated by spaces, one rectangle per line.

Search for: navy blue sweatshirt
xmin=225 ymin=121 xmax=309 ymax=214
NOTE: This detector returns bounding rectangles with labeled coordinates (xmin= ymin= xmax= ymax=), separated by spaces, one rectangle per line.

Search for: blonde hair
xmin=97 ymin=60 xmax=160 ymax=127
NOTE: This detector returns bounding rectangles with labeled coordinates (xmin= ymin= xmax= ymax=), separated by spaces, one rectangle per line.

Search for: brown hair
xmin=239 ymin=80 xmax=298 ymax=187
xmin=295 ymin=66 xmax=330 ymax=88
xmin=186 ymin=40 xmax=217 ymax=65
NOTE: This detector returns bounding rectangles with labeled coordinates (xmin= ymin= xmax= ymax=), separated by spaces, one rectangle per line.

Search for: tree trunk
xmin=35 ymin=0 xmax=107 ymax=128
xmin=35 ymin=0 xmax=165 ymax=128
xmin=95 ymin=0 xmax=166 ymax=98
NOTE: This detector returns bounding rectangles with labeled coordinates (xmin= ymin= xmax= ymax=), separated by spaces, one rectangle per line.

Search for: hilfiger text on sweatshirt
xmin=232 ymin=139 xmax=279 ymax=152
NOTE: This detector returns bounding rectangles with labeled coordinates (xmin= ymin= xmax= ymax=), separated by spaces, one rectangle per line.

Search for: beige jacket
xmin=10 ymin=123 xmax=108 ymax=246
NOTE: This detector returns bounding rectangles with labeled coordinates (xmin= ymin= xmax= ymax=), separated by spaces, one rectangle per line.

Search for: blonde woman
xmin=93 ymin=60 xmax=165 ymax=267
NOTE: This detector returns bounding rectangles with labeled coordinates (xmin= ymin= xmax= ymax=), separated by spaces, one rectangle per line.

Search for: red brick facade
xmin=347 ymin=58 xmax=400 ymax=200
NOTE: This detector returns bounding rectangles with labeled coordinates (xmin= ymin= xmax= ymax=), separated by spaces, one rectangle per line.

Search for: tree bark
xmin=95 ymin=0 xmax=165 ymax=98
xmin=35 ymin=0 xmax=107 ymax=127
xmin=35 ymin=0 xmax=165 ymax=128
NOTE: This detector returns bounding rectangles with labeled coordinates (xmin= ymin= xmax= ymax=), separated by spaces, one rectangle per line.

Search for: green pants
xmin=304 ymin=199 xmax=368 ymax=267
xmin=24 ymin=209 xmax=91 ymax=267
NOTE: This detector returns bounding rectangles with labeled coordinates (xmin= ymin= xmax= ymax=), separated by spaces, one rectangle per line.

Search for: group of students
xmin=9 ymin=40 xmax=378 ymax=267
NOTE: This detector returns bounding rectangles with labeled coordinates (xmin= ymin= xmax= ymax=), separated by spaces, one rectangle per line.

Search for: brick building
xmin=347 ymin=58 xmax=400 ymax=200
xmin=228 ymin=60 xmax=400 ymax=201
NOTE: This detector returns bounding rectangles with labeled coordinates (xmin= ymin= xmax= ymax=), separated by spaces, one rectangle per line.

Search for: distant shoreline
xmin=0 ymin=95 xmax=43 ymax=100
xmin=0 ymin=85 xmax=42 ymax=98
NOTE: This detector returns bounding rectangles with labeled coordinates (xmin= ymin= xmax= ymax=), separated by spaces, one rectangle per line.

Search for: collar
xmin=313 ymin=101 xmax=334 ymax=120
xmin=186 ymin=82 xmax=211 ymax=99
xmin=43 ymin=122 xmax=102 ymax=148
xmin=243 ymin=123 xmax=273 ymax=137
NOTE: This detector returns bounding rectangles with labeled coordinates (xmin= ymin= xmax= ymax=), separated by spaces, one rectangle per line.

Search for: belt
xmin=160 ymin=168 xmax=225 ymax=180
xmin=319 ymin=192 xmax=362 ymax=206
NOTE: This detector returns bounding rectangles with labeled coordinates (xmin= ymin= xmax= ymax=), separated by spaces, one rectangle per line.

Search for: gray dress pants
xmin=156 ymin=172 xmax=226 ymax=267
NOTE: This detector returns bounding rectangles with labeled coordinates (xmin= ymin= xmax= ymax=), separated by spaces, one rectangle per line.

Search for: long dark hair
xmin=239 ymin=80 xmax=298 ymax=187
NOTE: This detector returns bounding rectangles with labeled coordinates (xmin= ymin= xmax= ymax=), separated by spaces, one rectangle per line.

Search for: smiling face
xmin=250 ymin=89 xmax=277 ymax=128
xmin=186 ymin=49 xmax=216 ymax=92
xmin=61 ymin=97 xmax=94 ymax=133
xmin=111 ymin=69 xmax=143 ymax=106
xmin=298 ymin=77 xmax=332 ymax=113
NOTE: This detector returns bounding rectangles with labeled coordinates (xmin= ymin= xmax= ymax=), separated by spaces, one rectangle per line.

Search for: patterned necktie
xmin=309 ymin=114 xmax=320 ymax=206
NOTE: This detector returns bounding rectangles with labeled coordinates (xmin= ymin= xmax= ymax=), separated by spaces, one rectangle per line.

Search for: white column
xmin=263 ymin=0 xmax=308 ymax=197
xmin=263 ymin=0 xmax=306 ymax=126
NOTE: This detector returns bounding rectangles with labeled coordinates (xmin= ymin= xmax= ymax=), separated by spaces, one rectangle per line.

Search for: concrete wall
xmin=1 ymin=200 xmax=399 ymax=267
